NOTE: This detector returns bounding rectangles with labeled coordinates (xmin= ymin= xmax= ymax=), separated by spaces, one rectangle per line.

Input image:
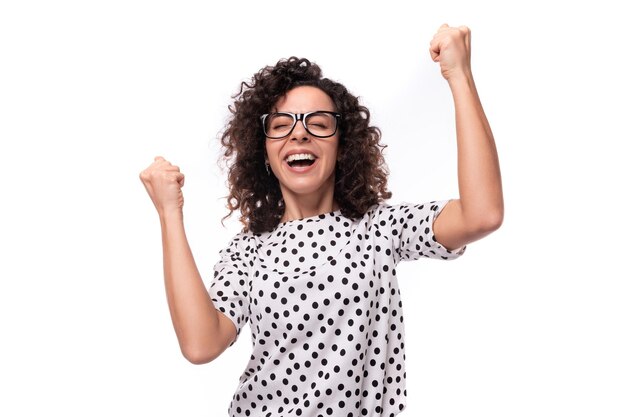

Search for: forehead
xmin=273 ymin=86 xmax=335 ymax=113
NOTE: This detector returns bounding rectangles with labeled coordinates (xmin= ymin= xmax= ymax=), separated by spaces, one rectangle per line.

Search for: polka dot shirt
xmin=209 ymin=199 xmax=466 ymax=417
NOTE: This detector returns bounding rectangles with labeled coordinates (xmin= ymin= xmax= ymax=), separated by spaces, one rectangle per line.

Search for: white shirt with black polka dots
xmin=209 ymin=199 xmax=466 ymax=417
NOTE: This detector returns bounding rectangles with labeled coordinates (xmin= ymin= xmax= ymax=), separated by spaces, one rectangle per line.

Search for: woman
xmin=140 ymin=23 xmax=503 ymax=417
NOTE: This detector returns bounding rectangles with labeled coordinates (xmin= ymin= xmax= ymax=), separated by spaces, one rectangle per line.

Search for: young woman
xmin=140 ymin=23 xmax=503 ymax=417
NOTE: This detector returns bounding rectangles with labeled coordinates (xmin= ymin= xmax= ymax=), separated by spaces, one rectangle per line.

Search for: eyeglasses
xmin=260 ymin=111 xmax=341 ymax=139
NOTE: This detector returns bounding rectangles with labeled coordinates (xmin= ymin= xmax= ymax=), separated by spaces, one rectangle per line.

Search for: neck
xmin=279 ymin=184 xmax=339 ymax=223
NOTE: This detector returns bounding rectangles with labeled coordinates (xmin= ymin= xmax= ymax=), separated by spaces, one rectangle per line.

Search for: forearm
xmin=159 ymin=210 xmax=221 ymax=363
xmin=448 ymin=70 xmax=504 ymax=229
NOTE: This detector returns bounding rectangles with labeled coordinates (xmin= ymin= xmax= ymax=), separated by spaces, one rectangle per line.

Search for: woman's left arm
xmin=428 ymin=24 xmax=504 ymax=251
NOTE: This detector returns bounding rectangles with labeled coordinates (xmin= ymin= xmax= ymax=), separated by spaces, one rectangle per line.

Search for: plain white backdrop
xmin=1 ymin=0 xmax=624 ymax=416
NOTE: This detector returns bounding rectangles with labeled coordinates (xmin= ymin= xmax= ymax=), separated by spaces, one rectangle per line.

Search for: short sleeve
xmin=207 ymin=233 xmax=250 ymax=347
xmin=379 ymin=199 xmax=467 ymax=262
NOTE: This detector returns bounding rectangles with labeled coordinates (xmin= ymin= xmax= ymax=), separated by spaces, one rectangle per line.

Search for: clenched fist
xmin=429 ymin=23 xmax=472 ymax=82
xmin=139 ymin=156 xmax=185 ymax=217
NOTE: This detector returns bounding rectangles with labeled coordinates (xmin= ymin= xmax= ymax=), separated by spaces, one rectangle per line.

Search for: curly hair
xmin=218 ymin=56 xmax=392 ymax=234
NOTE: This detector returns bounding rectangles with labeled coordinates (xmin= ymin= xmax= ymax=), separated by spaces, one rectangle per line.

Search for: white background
xmin=1 ymin=0 xmax=625 ymax=416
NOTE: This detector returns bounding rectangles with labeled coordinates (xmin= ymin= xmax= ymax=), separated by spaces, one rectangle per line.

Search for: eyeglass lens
xmin=264 ymin=112 xmax=337 ymax=138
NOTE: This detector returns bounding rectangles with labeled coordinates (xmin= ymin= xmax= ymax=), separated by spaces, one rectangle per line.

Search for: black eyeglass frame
xmin=260 ymin=111 xmax=342 ymax=139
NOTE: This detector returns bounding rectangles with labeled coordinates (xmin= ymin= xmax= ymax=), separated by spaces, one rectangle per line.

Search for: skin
xmin=139 ymin=23 xmax=505 ymax=364
xmin=140 ymin=158 xmax=231 ymax=364
xmin=264 ymin=24 xmax=504 ymax=252
xmin=428 ymin=23 xmax=504 ymax=251
xmin=264 ymin=85 xmax=342 ymax=224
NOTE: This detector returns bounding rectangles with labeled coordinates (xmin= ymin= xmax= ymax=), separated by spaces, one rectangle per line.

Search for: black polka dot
xmin=208 ymin=201 xmax=465 ymax=416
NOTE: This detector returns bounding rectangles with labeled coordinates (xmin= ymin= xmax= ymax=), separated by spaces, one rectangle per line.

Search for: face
xmin=264 ymin=86 xmax=340 ymax=200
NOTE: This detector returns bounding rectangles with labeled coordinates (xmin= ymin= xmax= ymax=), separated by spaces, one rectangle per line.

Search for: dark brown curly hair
xmin=218 ymin=56 xmax=392 ymax=234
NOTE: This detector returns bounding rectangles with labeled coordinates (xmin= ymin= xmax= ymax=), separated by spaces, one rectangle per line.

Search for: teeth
xmin=286 ymin=153 xmax=316 ymax=163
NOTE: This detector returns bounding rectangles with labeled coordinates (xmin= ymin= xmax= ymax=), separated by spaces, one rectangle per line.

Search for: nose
xmin=290 ymin=119 xmax=309 ymax=141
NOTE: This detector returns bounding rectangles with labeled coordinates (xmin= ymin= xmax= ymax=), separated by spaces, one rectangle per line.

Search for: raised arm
xmin=159 ymin=211 xmax=237 ymax=364
xmin=428 ymin=24 xmax=504 ymax=251
xmin=140 ymin=156 xmax=236 ymax=364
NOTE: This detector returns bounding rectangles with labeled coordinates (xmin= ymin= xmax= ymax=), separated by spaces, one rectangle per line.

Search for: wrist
xmin=159 ymin=208 xmax=183 ymax=224
xmin=446 ymin=68 xmax=474 ymax=87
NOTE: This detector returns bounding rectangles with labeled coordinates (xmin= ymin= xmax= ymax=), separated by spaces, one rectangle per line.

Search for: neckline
xmin=276 ymin=208 xmax=343 ymax=228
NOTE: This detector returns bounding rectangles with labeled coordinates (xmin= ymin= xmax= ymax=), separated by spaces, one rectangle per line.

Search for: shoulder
xmin=213 ymin=229 xmax=259 ymax=275
xmin=217 ymin=229 xmax=257 ymax=258
xmin=370 ymin=200 xmax=446 ymax=222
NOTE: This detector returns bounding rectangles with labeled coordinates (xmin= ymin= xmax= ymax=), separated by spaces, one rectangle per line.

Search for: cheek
xmin=265 ymin=143 xmax=279 ymax=162
xmin=328 ymin=145 xmax=340 ymax=163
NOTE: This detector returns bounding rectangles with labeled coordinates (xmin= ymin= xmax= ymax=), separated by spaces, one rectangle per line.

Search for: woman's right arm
xmin=159 ymin=210 xmax=236 ymax=364
xmin=139 ymin=156 xmax=236 ymax=364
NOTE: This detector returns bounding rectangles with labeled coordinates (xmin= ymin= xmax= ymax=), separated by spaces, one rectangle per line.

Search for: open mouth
xmin=285 ymin=153 xmax=318 ymax=168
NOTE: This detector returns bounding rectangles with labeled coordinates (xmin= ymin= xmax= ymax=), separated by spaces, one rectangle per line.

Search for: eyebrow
xmin=272 ymin=110 xmax=335 ymax=114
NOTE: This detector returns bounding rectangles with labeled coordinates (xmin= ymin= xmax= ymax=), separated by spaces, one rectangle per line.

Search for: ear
xmin=336 ymin=144 xmax=343 ymax=163
xmin=262 ymin=146 xmax=268 ymax=163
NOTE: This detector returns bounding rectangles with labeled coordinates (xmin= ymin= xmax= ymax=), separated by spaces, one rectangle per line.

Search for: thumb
xmin=430 ymin=48 xmax=440 ymax=62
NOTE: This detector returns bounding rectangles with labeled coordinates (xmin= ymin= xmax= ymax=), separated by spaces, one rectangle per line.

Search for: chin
xmin=281 ymin=181 xmax=325 ymax=196
xmin=278 ymin=173 xmax=336 ymax=197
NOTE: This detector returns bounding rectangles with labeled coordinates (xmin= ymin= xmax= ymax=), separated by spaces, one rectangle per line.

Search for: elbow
xmin=182 ymin=346 xmax=217 ymax=365
xmin=179 ymin=316 xmax=234 ymax=365
xmin=483 ymin=211 xmax=504 ymax=232
xmin=465 ymin=208 xmax=503 ymax=237
xmin=460 ymin=197 xmax=504 ymax=235
xmin=477 ymin=209 xmax=504 ymax=233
